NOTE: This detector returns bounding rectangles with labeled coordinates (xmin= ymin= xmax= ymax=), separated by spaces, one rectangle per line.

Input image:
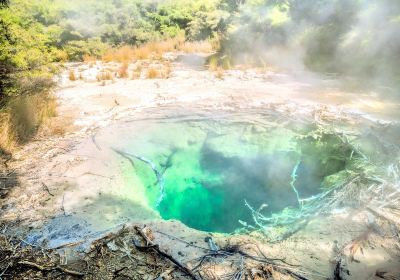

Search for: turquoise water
xmin=117 ymin=119 xmax=350 ymax=233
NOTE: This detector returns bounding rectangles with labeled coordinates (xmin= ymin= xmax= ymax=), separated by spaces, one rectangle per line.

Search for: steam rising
xmin=225 ymin=0 xmax=400 ymax=93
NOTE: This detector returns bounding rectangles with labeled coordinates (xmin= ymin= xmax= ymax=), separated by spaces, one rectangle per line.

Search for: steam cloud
xmin=226 ymin=0 xmax=400 ymax=94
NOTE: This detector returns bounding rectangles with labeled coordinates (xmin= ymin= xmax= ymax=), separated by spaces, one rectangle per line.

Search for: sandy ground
xmin=1 ymin=54 xmax=400 ymax=279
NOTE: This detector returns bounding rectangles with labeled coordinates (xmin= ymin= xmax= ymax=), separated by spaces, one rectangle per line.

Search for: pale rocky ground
xmin=1 ymin=53 xmax=400 ymax=279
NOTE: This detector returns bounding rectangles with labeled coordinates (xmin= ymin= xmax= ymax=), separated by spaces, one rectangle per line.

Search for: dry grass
xmin=68 ymin=70 xmax=77 ymax=81
xmin=145 ymin=62 xmax=172 ymax=79
xmin=208 ymin=54 xmax=232 ymax=71
xmin=131 ymin=63 xmax=142 ymax=79
xmin=209 ymin=37 xmax=221 ymax=51
xmin=96 ymin=71 xmax=114 ymax=81
xmin=133 ymin=47 xmax=151 ymax=60
xmin=83 ymin=54 xmax=97 ymax=63
xmin=161 ymin=62 xmax=172 ymax=79
xmin=0 ymin=92 xmax=57 ymax=152
xmin=208 ymin=56 xmax=219 ymax=71
xmin=214 ymin=67 xmax=225 ymax=80
xmin=0 ymin=113 xmax=15 ymax=151
xmin=101 ymin=37 xmax=214 ymax=63
xmin=208 ymin=55 xmax=226 ymax=79
xmin=136 ymin=40 xmax=176 ymax=60
xmin=131 ymin=70 xmax=141 ymax=80
xmin=102 ymin=46 xmax=136 ymax=63
xmin=118 ymin=63 xmax=129 ymax=78
xmin=179 ymin=40 xmax=213 ymax=53
xmin=146 ymin=67 xmax=160 ymax=79
xmin=46 ymin=121 xmax=66 ymax=136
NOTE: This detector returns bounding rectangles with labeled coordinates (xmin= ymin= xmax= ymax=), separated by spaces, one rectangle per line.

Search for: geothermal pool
xmin=109 ymin=115 xmax=353 ymax=233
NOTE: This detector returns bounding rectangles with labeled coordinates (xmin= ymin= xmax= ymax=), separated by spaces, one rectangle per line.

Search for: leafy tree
xmin=0 ymin=1 xmax=55 ymax=104
xmin=0 ymin=0 xmax=9 ymax=7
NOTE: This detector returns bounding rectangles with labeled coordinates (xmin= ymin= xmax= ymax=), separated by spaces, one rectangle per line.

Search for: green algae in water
xmin=119 ymin=120 xmax=349 ymax=233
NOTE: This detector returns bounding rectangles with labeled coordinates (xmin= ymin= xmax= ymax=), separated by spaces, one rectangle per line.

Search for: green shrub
xmin=64 ymin=38 xmax=109 ymax=61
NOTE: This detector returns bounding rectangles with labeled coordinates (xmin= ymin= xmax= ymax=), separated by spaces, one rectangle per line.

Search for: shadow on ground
xmin=0 ymin=148 xmax=19 ymax=203
xmin=24 ymin=193 xmax=158 ymax=250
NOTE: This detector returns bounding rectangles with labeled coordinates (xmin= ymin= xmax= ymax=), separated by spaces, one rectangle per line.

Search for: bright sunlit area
xmin=0 ymin=0 xmax=399 ymax=279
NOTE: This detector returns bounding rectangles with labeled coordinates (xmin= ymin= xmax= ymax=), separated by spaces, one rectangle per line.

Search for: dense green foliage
xmin=0 ymin=1 xmax=57 ymax=102
xmin=3 ymin=0 xmax=399 ymax=100
xmin=0 ymin=0 xmax=231 ymax=102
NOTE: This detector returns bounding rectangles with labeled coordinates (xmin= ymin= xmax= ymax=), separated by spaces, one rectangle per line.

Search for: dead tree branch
xmin=18 ymin=260 xmax=85 ymax=277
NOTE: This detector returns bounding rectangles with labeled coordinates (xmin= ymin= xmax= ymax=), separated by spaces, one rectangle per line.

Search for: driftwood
xmin=133 ymin=226 xmax=201 ymax=280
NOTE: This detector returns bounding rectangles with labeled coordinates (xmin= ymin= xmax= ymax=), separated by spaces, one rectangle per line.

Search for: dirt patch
xmin=1 ymin=211 xmax=400 ymax=280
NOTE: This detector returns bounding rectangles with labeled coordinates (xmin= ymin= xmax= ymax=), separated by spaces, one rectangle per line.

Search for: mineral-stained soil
xmin=1 ymin=54 xmax=399 ymax=279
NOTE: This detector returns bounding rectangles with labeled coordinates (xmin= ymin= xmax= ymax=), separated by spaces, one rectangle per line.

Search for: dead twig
xmin=53 ymin=240 xmax=86 ymax=250
xmin=237 ymin=246 xmax=294 ymax=266
xmin=233 ymin=256 xmax=245 ymax=280
xmin=0 ymin=263 xmax=10 ymax=279
xmin=79 ymin=172 xmax=113 ymax=179
xmin=61 ymin=194 xmax=67 ymax=216
xmin=18 ymin=260 xmax=85 ymax=277
xmin=236 ymin=251 xmax=307 ymax=279
xmin=41 ymin=182 xmax=54 ymax=196
xmin=113 ymin=266 xmax=133 ymax=279
xmin=191 ymin=251 xmax=233 ymax=272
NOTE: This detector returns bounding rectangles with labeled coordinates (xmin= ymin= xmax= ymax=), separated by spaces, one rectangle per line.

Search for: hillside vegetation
xmin=0 ymin=0 xmax=229 ymax=151
xmin=1 ymin=0 xmax=400 ymax=152
xmin=0 ymin=0 xmax=229 ymax=101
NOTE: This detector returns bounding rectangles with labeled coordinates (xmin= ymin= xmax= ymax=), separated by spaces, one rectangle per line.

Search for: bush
xmin=96 ymin=71 xmax=113 ymax=81
xmin=64 ymin=38 xmax=109 ymax=61
xmin=146 ymin=68 xmax=160 ymax=79
xmin=118 ymin=63 xmax=129 ymax=78
xmin=68 ymin=70 xmax=77 ymax=81
xmin=0 ymin=85 xmax=56 ymax=151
